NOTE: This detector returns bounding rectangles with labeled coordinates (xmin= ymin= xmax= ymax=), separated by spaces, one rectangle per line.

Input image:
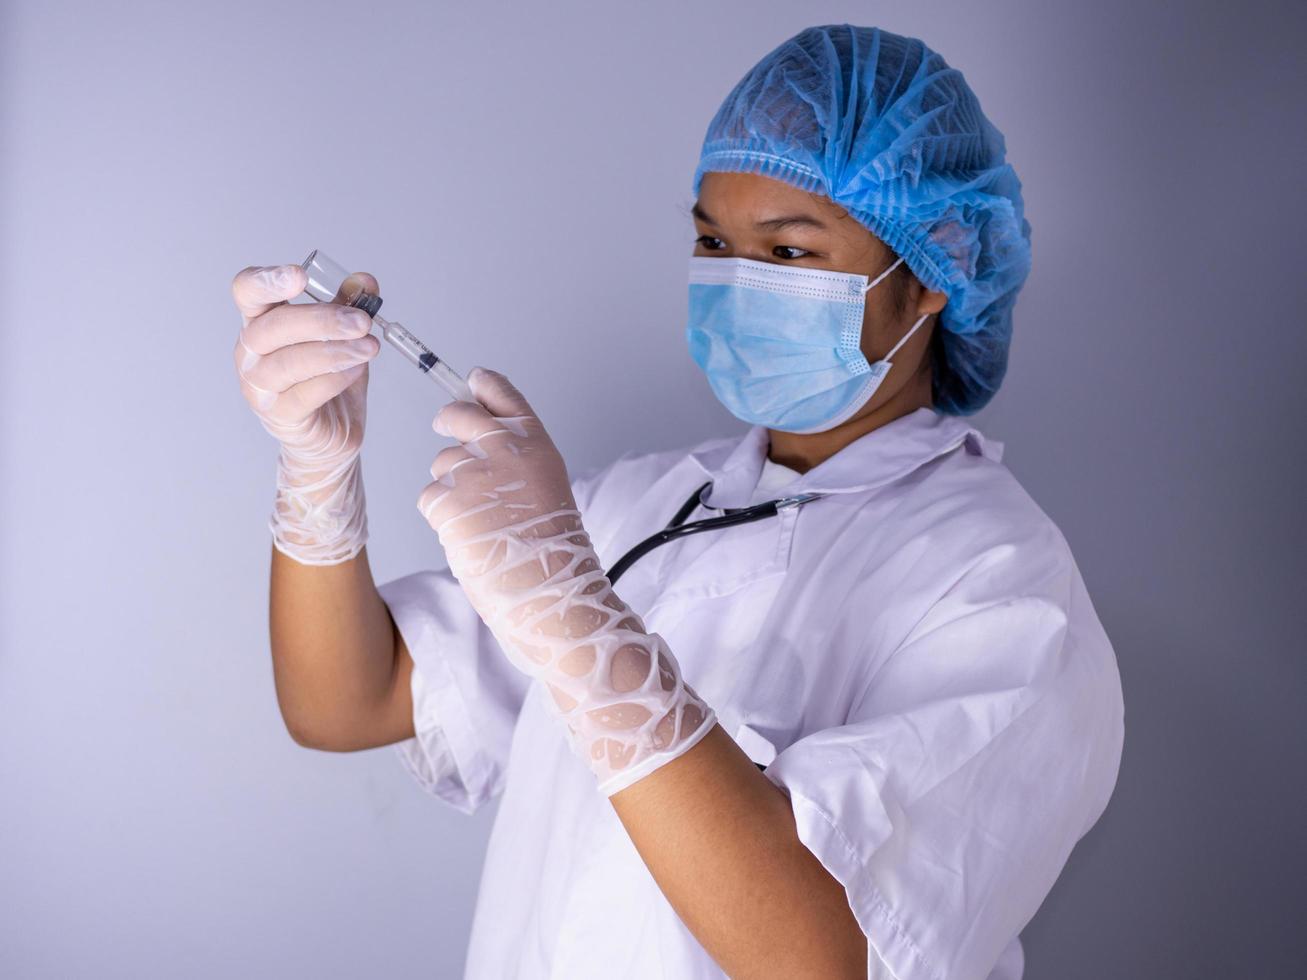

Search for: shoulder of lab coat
xmin=761 ymin=458 xmax=1126 ymax=980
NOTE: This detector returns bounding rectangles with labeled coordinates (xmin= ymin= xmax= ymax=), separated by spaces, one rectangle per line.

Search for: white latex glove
xmin=231 ymin=263 xmax=381 ymax=565
xmin=417 ymin=367 xmax=717 ymax=796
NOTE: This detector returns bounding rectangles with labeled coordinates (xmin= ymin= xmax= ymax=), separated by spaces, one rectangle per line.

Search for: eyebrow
xmin=691 ymin=201 xmax=829 ymax=232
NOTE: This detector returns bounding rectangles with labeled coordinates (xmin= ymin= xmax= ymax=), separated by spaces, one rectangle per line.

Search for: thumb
xmin=468 ymin=367 xmax=536 ymax=419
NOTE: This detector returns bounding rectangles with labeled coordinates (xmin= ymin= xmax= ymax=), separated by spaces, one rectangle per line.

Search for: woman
xmin=232 ymin=24 xmax=1124 ymax=980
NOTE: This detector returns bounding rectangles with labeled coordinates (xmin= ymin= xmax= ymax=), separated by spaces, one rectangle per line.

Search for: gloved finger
xmin=417 ymin=478 xmax=462 ymax=531
xmin=432 ymin=399 xmax=517 ymax=452
xmin=241 ymin=360 xmax=368 ymax=420
xmin=417 ymin=479 xmax=519 ymax=544
xmin=429 ymin=443 xmax=481 ymax=484
xmin=466 ymin=367 xmax=540 ymax=422
xmin=231 ymin=264 xmax=307 ymax=323
xmin=241 ymin=301 xmax=373 ymax=356
xmin=238 ymin=335 xmax=379 ymax=393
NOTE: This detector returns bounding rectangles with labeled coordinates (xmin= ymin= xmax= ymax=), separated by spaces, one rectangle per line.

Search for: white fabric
xmin=382 ymin=407 xmax=1124 ymax=980
xmin=749 ymin=454 xmax=802 ymax=503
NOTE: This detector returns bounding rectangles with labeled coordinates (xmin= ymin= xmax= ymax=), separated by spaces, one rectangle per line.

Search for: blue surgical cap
xmin=692 ymin=24 xmax=1033 ymax=416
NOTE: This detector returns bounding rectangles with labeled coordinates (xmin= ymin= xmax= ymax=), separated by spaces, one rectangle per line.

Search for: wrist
xmin=540 ymin=620 xmax=718 ymax=794
xmin=261 ymin=404 xmax=364 ymax=471
xmin=269 ymin=451 xmax=369 ymax=565
xmin=274 ymin=432 xmax=362 ymax=474
xmin=591 ymin=698 xmax=719 ymax=797
xmin=449 ymin=514 xmax=717 ymax=793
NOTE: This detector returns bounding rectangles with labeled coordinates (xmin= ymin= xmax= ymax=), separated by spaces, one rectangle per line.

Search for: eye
xmin=695 ymin=235 xmax=725 ymax=250
xmin=773 ymin=245 xmax=811 ymax=260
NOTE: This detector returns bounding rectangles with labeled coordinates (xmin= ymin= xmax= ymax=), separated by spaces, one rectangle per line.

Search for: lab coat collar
xmin=688 ymin=408 xmax=1005 ymax=509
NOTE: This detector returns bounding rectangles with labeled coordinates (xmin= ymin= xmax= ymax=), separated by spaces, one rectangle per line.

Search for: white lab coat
xmin=380 ymin=407 xmax=1125 ymax=980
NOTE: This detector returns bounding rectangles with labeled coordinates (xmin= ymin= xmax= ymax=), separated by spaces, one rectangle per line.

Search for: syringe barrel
xmin=377 ymin=315 xmax=475 ymax=402
xmin=375 ymin=316 xmax=427 ymax=369
xmin=429 ymin=359 xmax=477 ymax=403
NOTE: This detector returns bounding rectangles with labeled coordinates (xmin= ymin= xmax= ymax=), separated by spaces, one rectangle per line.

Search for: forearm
xmin=268 ymin=540 xmax=400 ymax=749
xmin=609 ymin=715 xmax=866 ymax=978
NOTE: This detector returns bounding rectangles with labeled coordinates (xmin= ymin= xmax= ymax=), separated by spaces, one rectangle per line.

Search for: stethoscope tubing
xmin=606 ymin=479 xmax=826 ymax=586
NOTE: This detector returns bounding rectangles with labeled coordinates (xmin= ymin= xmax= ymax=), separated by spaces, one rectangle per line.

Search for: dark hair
xmin=886 ymin=260 xmax=912 ymax=318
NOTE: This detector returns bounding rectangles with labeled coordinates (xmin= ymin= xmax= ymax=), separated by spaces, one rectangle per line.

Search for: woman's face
xmin=690 ymin=171 xmax=946 ymax=427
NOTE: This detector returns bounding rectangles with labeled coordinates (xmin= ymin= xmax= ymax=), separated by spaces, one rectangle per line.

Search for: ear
xmin=917 ymin=286 xmax=948 ymax=318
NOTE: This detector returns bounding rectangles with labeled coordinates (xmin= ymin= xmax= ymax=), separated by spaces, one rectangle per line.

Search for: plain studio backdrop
xmin=2 ymin=1 xmax=1304 ymax=976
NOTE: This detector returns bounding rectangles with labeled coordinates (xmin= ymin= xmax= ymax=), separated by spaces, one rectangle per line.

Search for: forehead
xmin=695 ymin=171 xmax=848 ymax=219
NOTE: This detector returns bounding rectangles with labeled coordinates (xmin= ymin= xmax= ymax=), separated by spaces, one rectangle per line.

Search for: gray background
xmin=2 ymin=0 xmax=1303 ymax=976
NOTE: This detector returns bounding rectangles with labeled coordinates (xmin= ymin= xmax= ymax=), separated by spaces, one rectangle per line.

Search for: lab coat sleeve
xmin=380 ymin=567 xmax=527 ymax=814
xmin=383 ymin=466 xmax=608 ymax=814
xmin=762 ymin=517 xmax=1125 ymax=980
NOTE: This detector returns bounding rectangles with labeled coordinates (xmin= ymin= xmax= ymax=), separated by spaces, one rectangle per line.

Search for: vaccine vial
xmin=300 ymin=249 xmax=383 ymax=317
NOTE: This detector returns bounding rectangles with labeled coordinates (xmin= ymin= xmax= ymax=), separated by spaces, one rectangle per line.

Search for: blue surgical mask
xmin=686 ymin=254 xmax=931 ymax=434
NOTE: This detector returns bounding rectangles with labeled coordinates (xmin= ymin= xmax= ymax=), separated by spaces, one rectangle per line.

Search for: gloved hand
xmin=231 ymin=263 xmax=382 ymax=565
xmin=417 ymin=367 xmax=717 ymax=795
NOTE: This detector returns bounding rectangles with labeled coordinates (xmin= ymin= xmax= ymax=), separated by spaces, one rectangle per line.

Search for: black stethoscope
xmin=606 ymin=479 xmax=827 ymax=587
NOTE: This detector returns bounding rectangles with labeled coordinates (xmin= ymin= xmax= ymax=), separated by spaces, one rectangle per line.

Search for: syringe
xmin=299 ymin=248 xmax=476 ymax=404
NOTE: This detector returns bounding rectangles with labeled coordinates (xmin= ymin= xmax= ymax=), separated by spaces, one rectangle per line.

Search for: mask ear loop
xmin=882 ymin=311 xmax=932 ymax=363
xmin=859 ymin=255 xmax=905 ymax=294
xmin=859 ymin=256 xmax=932 ymax=364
